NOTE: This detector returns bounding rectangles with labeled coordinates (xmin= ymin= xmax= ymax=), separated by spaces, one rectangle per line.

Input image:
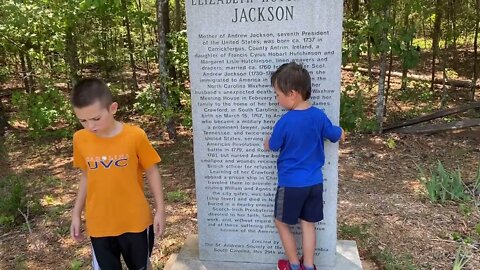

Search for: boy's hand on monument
xmin=340 ymin=128 xmax=346 ymax=142
xmin=263 ymin=135 xmax=270 ymax=150
xmin=153 ymin=211 xmax=165 ymax=237
xmin=70 ymin=215 xmax=83 ymax=242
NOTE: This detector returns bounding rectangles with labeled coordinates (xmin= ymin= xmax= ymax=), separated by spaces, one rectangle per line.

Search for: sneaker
xmin=277 ymin=259 xmax=291 ymax=270
xmin=299 ymin=257 xmax=317 ymax=270
xmin=277 ymin=259 xmax=302 ymax=270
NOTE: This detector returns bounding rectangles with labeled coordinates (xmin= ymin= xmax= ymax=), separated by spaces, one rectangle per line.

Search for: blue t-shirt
xmin=269 ymin=106 xmax=342 ymax=187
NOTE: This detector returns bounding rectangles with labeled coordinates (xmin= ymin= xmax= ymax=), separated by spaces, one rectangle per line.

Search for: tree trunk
xmin=472 ymin=0 xmax=480 ymax=101
xmin=65 ymin=23 xmax=80 ymax=86
xmin=121 ymin=0 xmax=139 ymax=93
xmin=19 ymin=51 xmax=31 ymax=92
xmin=135 ymin=0 xmax=151 ymax=82
xmin=100 ymin=18 xmax=111 ymax=79
xmin=25 ymin=51 xmax=34 ymax=92
xmin=450 ymin=0 xmax=458 ymax=69
xmin=431 ymin=0 xmax=443 ymax=91
xmin=366 ymin=0 xmax=373 ymax=91
xmin=385 ymin=0 xmax=397 ymax=115
xmin=156 ymin=0 xmax=177 ymax=140
xmin=376 ymin=7 xmax=389 ymax=130
xmin=0 ymin=101 xmax=8 ymax=137
xmin=401 ymin=2 xmax=411 ymax=90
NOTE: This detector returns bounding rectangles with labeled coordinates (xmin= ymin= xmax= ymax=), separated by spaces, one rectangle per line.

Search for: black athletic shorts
xmin=90 ymin=225 xmax=154 ymax=270
xmin=274 ymin=183 xmax=324 ymax=225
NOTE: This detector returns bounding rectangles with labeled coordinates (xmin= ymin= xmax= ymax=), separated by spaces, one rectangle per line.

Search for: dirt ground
xmin=0 ymin=123 xmax=479 ymax=269
xmin=0 ymin=65 xmax=479 ymax=269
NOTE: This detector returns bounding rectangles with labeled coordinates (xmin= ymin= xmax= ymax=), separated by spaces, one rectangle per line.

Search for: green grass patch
xmin=339 ymin=223 xmax=419 ymax=269
xmin=338 ymin=223 xmax=370 ymax=244
xmin=70 ymin=259 xmax=84 ymax=270
xmin=418 ymin=161 xmax=474 ymax=203
xmin=166 ymin=190 xmax=188 ymax=203
xmin=0 ymin=173 xmax=43 ymax=229
xmin=374 ymin=250 xmax=417 ymax=270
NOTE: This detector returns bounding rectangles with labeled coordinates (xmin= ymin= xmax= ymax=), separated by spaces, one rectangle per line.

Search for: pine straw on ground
xmin=338 ymin=129 xmax=480 ymax=269
xmin=1 ymin=125 xmax=478 ymax=269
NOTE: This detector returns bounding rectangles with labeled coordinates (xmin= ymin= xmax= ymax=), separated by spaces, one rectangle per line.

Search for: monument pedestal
xmin=164 ymin=235 xmax=363 ymax=270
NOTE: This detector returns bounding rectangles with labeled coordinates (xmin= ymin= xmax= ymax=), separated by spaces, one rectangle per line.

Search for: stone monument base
xmin=164 ymin=235 xmax=363 ymax=270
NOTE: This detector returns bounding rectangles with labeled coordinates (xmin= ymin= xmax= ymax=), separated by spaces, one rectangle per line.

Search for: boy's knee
xmin=300 ymin=219 xmax=315 ymax=227
xmin=274 ymin=218 xmax=289 ymax=227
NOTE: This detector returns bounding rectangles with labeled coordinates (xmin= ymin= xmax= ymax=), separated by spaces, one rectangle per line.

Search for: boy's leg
xmin=118 ymin=225 xmax=155 ymax=270
xmin=300 ymin=220 xmax=316 ymax=268
xmin=90 ymin=236 xmax=122 ymax=270
xmin=275 ymin=219 xmax=300 ymax=265
xmin=299 ymin=183 xmax=324 ymax=269
xmin=275 ymin=186 xmax=310 ymax=269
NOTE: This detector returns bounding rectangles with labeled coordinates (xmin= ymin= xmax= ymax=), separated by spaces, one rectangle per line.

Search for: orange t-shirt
xmin=73 ymin=124 xmax=161 ymax=237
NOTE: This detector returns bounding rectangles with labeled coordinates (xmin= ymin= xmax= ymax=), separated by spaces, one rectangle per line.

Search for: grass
xmin=166 ymin=190 xmax=188 ymax=203
xmin=69 ymin=259 xmax=83 ymax=270
xmin=338 ymin=223 xmax=419 ymax=269
xmin=374 ymin=250 xmax=417 ymax=270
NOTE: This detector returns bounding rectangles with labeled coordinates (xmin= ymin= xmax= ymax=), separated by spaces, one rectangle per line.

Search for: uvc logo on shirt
xmin=86 ymin=155 xmax=129 ymax=170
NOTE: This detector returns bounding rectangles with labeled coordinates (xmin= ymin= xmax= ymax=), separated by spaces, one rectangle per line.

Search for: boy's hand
xmin=70 ymin=215 xmax=83 ymax=242
xmin=153 ymin=211 xmax=165 ymax=238
xmin=340 ymin=128 xmax=346 ymax=142
xmin=263 ymin=135 xmax=270 ymax=150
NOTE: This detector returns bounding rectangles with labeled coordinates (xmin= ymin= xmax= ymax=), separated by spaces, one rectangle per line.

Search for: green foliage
xmin=0 ymin=66 xmax=9 ymax=84
xmin=458 ymin=203 xmax=472 ymax=217
xmin=340 ymin=84 xmax=365 ymax=132
xmin=385 ymin=137 xmax=397 ymax=149
xmin=134 ymin=30 xmax=192 ymax=127
xmin=168 ymin=30 xmax=189 ymax=84
xmin=166 ymin=190 xmax=188 ymax=203
xmin=338 ymin=223 xmax=370 ymax=243
xmin=342 ymin=18 xmax=369 ymax=64
xmin=134 ymin=85 xmax=162 ymax=116
xmin=374 ymin=250 xmax=417 ymax=270
xmin=340 ymin=73 xmax=377 ymax=133
xmin=167 ymin=30 xmax=191 ymax=127
xmin=0 ymin=175 xmax=27 ymax=228
xmin=475 ymin=223 xmax=480 ymax=237
xmin=70 ymin=259 xmax=83 ymax=270
xmin=418 ymin=161 xmax=470 ymax=203
xmin=452 ymin=246 xmax=470 ymax=270
xmin=13 ymin=255 xmax=27 ymax=270
xmin=0 ymin=174 xmax=41 ymax=229
xmin=11 ymin=85 xmax=75 ymax=138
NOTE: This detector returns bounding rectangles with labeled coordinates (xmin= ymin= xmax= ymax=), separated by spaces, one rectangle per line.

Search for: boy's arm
xmin=145 ymin=164 xmax=165 ymax=237
xmin=71 ymin=170 xmax=87 ymax=241
xmin=263 ymin=135 xmax=271 ymax=151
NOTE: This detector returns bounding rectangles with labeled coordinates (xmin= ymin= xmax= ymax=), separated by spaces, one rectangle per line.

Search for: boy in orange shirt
xmin=69 ymin=78 xmax=165 ymax=270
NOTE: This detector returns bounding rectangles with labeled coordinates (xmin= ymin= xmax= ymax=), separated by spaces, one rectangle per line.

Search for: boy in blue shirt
xmin=264 ymin=62 xmax=344 ymax=270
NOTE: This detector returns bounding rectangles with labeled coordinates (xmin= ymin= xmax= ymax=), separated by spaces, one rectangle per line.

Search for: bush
xmin=418 ymin=161 xmax=471 ymax=203
xmin=341 ymin=75 xmax=377 ymax=133
xmin=0 ymin=174 xmax=29 ymax=228
xmin=11 ymin=85 xmax=75 ymax=138
xmin=134 ymin=85 xmax=162 ymax=116
xmin=167 ymin=30 xmax=191 ymax=127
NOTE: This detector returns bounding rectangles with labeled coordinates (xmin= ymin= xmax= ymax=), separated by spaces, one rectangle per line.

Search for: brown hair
xmin=71 ymin=78 xmax=113 ymax=108
xmin=270 ymin=62 xmax=311 ymax=100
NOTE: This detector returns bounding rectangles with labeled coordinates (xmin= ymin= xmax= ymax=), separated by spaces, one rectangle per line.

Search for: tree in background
xmin=0 ymin=0 xmax=479 ymax=136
